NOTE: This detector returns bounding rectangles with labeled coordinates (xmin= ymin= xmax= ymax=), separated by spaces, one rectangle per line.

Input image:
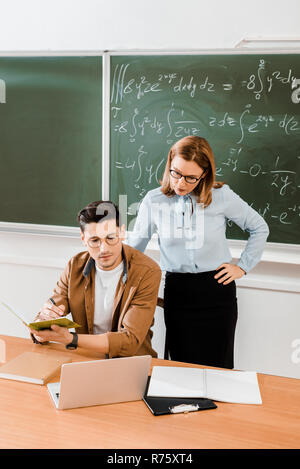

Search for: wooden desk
xmin=0 ymin=335 xmax=299 ymax=449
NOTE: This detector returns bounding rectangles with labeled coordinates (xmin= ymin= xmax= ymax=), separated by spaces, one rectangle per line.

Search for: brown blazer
xmin=36 ymin=243 xmax=161 ymax=358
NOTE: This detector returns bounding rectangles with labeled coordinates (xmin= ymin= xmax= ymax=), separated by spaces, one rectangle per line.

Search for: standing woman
xmin=127 ymin=136 xmax=269 ymax=369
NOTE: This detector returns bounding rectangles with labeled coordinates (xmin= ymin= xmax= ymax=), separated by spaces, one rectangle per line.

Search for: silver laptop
xmin=47 ymin=355 xmax=152 ymax=410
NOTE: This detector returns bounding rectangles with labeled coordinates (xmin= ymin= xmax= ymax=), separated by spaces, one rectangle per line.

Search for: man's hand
xmin=30 ymin=324 xmax=73 ymax=345
xmin=214 ymin=263 xmax=246 ymax=285
xmin=37 ymin=301 xmax=65 ymax=321
xmin=32 ymin=302 xmax=66 ymax=343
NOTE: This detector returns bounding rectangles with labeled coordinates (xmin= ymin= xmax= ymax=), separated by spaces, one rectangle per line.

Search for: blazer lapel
xmin=83 ymin=257 xmax=95 ymax=334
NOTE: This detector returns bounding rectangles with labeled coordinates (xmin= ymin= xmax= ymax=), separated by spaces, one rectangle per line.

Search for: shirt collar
xmin=83 ymin=246 xmax=128 ymax=285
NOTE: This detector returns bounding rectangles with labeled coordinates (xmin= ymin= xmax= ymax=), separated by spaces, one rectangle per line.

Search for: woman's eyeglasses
xmin=170 ymin=168 xmax=205 ymax=184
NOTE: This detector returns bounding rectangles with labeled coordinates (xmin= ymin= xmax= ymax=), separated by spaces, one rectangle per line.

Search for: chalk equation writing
xmin=111 ymin=63 xmax=162 ymax=104
xmin=111 ymin=60 xmax=300 ymax=103
xmin=242 ymin=59 xmax=299 ymax=101
xmin=115 ymin=145 xmax=165 ymax=198
xmin=114 ymin=144 xmax=299 ymax=229
xmin=112 ymin=102 xmax=300 ymax=145
xmin=218 ymin=154 xmax=299 ymax=197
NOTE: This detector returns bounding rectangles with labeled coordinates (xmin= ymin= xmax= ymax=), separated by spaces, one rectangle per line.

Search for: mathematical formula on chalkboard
xmin=111 ymin=58 xmax=300 ymax=103
xmin=109 ymin=55 xmax=300 ymax=244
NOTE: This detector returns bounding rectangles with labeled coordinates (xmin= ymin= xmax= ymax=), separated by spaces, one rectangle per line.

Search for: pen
xmin=49 ymin=297 xmax=65 ymax=317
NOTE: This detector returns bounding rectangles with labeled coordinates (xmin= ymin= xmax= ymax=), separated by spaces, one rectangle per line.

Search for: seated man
xmin=30 ymin=201 xmax=161 ymax=358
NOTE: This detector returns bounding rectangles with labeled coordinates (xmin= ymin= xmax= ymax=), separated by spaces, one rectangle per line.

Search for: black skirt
xmin=163 ymin=270 xmax=238 ymax=369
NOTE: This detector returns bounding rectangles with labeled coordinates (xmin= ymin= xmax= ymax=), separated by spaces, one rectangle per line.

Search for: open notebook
xmin=1 ymin=301 xmax=80 ymax=331
xmin=147 ymin=366 xmax=262 ymax=404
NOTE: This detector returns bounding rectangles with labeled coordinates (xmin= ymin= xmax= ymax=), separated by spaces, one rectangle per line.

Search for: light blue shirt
xmin=126 ymin=185 xmax=269 ymax=273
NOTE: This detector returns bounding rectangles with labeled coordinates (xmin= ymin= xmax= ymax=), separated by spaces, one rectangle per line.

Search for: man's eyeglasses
xmin=87 ymin=234 xmax=120 ymax=248
xmin=169 ymin=168 xmax=205 ymax=185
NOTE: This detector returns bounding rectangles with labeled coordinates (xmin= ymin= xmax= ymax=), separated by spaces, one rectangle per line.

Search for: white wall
xmin=0 ymin=0 xmax=299 ymax=51
xmin=0 ymin=0 xmax=299 ymax=378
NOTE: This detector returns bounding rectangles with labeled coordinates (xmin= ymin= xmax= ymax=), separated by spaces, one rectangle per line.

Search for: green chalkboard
xmin=0 ymin=56 xmax=102 ymax=227
xmin=110 ymin=54 xmax=300 ymax=244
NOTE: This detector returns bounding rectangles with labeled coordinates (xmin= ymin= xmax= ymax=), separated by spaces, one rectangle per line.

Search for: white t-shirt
xmin=93 ymin=261 xmax=123 ymax=334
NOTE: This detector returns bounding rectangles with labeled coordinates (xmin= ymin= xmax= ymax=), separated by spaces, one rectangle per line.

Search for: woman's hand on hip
xmin=214 ymin=263 xmax=246 ymax=285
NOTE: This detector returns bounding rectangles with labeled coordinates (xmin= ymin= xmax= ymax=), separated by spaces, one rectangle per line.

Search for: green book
xmin=1 ymin=301 xmax=81 ymax=331
xmin=28 ymin=317 xmax=81 ymax=331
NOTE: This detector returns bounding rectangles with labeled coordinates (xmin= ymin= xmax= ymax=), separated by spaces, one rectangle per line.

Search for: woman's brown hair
xmin=160 ymin=136 xmax=224 ymax=207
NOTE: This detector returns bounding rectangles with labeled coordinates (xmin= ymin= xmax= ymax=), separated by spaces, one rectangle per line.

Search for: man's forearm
xmin=63 ymin=329 xmax=110 ymax=354
xmin=31 ymin=325 xmax=109 ymax=355
xmin=76 ymin=332 xmax=109 ymax=354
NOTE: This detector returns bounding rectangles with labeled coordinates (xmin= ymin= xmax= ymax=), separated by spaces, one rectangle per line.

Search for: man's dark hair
xmin=77 ymin=201 xmax=120 ymax=232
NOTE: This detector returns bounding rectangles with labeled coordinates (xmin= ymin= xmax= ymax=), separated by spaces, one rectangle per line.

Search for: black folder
xmin=143 ymin=378 xmax=217 ymax=416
